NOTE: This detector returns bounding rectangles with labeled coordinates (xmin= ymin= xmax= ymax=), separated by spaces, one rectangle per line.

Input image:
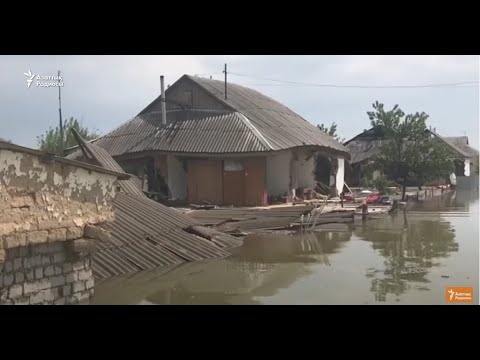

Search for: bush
xmin=371 ymin=176 xmax=389 ymax=193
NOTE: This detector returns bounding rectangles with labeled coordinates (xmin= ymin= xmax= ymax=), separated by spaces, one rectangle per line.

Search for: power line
xmin=243 ymin=83 xmax=479 ymax=89
xmin=228 ymin=71 xmax=479 ymax=89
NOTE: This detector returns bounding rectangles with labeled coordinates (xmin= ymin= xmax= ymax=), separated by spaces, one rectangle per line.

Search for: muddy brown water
xmin=91 ymin=190 xmax=479 ymax=305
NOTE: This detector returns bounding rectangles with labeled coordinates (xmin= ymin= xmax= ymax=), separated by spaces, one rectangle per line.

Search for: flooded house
xmin=67 ymin=75 xmax=349 ymax=206
xmin=440 ymin=135 xmax=479 ymax=180
xmin=344 ymin=126 xmax=479 ymax=187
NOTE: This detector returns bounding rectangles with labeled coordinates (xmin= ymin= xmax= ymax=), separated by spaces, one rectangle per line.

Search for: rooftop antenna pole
xmin=160 ymin=75 xmax=166 ymax=126
xmin=58 ymin=70 xmax=64 ymax=155
xmin=223 ymin=63 xmax=227 ymax=100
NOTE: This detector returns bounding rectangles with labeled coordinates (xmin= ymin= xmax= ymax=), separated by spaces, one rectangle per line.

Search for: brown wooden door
xmin=223 ymin=171 xmax=245 ymax=206
xmin=187 ymin=159 xmax=223 ymax=204
xmin=244 ymin=157 xmax=267 ymax=206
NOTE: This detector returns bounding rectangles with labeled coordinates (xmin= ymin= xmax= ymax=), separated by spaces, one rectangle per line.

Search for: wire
xmin=228 ymin=71 xmax=479 ymax=89
xmin=243 ymin=83 xmax=480 ymax=89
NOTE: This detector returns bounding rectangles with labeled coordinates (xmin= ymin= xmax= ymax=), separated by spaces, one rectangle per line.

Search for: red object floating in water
xmin=366 ymin=194 xmax=381 ymax=203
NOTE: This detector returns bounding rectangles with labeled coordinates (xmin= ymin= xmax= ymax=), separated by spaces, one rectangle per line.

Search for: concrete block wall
xmin=0 ymin=242 xmax=93 ymax=305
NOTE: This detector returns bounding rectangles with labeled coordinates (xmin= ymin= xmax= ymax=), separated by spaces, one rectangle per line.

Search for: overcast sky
xmin=1 ymin=55 xmax=478 ymax=149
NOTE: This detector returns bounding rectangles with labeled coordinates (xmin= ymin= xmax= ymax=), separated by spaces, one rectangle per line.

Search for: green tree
xmin=37 ymin=117 xmax=99 ymax=155
xmin=367 ymin=101 xmax=454 ymax=200
xmin=473 ymin=154 xmax=479 ymax=175
xmin=317 ymin=122 xmax=345 ymax=143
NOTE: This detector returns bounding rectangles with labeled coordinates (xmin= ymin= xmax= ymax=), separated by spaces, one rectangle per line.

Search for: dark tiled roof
xmin=68 ymin=75 xmax=350 ymax=159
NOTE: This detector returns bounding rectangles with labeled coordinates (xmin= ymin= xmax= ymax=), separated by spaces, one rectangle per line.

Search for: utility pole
xmin=223 ymin=63 xmax=227 ymax=100
xmin=160 ymin=75 xmax=166 ymax=126
xmin=58 ymin=70 xmax=64 ymax=155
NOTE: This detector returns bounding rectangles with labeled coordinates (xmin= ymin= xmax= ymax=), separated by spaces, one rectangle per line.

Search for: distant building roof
xmin=345 ymin=127 xmax=478 ymax=165
xmin=68 ymin=75 xmax=349 ymax=159
xmin=443 ymin=136 xmax=478 ymax=158
xmin=346 ymin=139 xmax=385 ymax=165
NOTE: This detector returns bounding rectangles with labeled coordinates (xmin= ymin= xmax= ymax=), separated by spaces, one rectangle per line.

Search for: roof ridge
xmin=235 ymin=112 xmax=274 ymax=151
xmin=429 ymin=130 xmax=471 ymax=158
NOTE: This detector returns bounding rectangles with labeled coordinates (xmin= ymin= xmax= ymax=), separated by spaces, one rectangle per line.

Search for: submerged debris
xmin=71 ymin=130 xmax=242 ymax=280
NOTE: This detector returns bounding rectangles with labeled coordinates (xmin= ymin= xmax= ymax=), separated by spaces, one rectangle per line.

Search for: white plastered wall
xmin=266 ymin=150 xmax=291 ymax=197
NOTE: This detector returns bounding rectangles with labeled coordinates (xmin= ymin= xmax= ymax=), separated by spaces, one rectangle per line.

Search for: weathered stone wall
xmin=0 ymin=242 xmax=93 ymax=305
xmin=0 ymin=148 xmax=117 ymax=249
xmin=0 ymin=147 xmax=119 ymax=304
xmin=0 ymin=148 xmax=118 ymax=203
xmin=0 ymin=186 xmax=112 ymax=249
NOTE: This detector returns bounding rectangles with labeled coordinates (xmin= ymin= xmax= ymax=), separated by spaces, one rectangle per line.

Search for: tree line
xmin=318 ymin=102 xmax=475 ymax=199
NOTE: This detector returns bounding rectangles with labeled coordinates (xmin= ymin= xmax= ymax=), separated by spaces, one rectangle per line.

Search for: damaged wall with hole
xmin=314 ymin=153 xmax=345 ymax=196
xmin=266 ymin=149 xmax=316 ymax=198
xmin=0 ymin=147 xmax=119 ymax=304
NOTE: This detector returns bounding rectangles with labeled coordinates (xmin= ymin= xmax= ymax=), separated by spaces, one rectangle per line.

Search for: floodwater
xmin=91 ymin=190 xmax=479 ymax=305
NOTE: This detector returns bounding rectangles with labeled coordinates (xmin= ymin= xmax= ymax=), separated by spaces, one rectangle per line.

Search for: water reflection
xmin=236 ymin=229 xmax=352 ymax=265
xmin=92 ymin=230 xmax=353 ymax=305
xmin=356 ymin=190 xmax=476 ymax=302
xmin=413 ymin=189 xmax=472 ymax=212
xmin=91 ymin=190 xmax=478 ymax=305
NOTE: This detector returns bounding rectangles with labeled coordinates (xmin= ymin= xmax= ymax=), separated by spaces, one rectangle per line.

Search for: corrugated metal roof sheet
xmin=68 ymin=110 xmax=269 ymax=157
xmin=91 ymin=192 xmax=237 ymax=279
xmin=142 ymin=111 xmax=268 ymax=153
xmin=72 ymin=129 xmax=145 ymax=197
xmin=70 ymin=133 xmax=242 ymax=280
xmin=187 ymin=75 xmax=349 ymax=155
xmin=67 ymin=76 xmax=350 ymax=160
xmin=443 ymin=136 xmax=478 ymax=158
xmin=428 ymin=131 xmax=473 ymax=159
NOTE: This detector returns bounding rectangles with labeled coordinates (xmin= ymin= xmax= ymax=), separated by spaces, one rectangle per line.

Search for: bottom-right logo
xmin=446 ymin=287 xmax=474 ymax=303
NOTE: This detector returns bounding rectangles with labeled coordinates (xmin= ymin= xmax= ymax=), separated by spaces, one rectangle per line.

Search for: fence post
xmin=362 ymin=200 xmax=368 ymax=221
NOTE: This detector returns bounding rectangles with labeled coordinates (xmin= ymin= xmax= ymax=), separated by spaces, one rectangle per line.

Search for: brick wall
xmin=0 ymin=146 xmax=119 ymax=304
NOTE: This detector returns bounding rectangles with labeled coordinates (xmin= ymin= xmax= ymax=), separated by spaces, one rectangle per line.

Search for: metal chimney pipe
xmin=160 ymin=75 xmax=166 ymax=126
